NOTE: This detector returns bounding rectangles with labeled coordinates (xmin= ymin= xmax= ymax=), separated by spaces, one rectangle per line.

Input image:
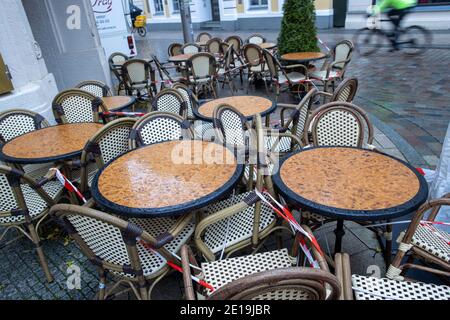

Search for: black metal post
xmin=179 ymin=0 xmax=194 ymax=43
xmin=334 ymin=219 xmax=345 ymax=254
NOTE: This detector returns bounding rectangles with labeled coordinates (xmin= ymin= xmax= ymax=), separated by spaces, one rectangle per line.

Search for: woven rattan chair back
xmin=209 ymin=267 xmax=341 ymax=300
xmin=52 ymin=89 xmax=104 ymax=124
xmin=243 ymin=44 xmax=263 ymax=67
xmin=168 ymin=43 xmax=183 ymax=57
xmin=225 ymin=36 xmax=242 ymax=52
xmin=213 ymin=104 xmax=249 ymax=148
xmin=121 ymin=59 xmax=154 ymax=87
xmin=49 ymin=204 xmax=174 ymax=299
xmin=151 ymin=88 xmax=187 ymax=117
xmin=188 ymin=52 xmax=217 ymax=80
xmin=76 ymin=80 xmax=112 ymax=98
xmin=247 ymin=34 xmax=266 ymax=44
xmin=206 ymin=38 xmax=222 ymax=54
xmin=109 ymin=52 xmax=128 ymax=67
xmin=261 ymin=49 xmax=281 ymax=79
xmin=332 ymin=40 xmax=354 ymax=72
xmin=79 ymin=118 xmax=136 ymax=192
xmin=306 ymin=101 xmax=374 ymax=148
xmin=182 ymin=43 xmax=202 ymax=54
xmin=331 ymin=78 xmax=358 ymax=102
xmin=172 ymin=83 xmax=196 ymax=119
xmin=283 ymin=88 xmax=317 ymax=140
xmin=0 ymin=109 xmax=50 ymax=143
xmin=220 ymin=42 xmax=230 ymax=55
xmin=129 ymin=112 xmax=194 ymax=148
xmin=196 ymin=32 xmax=212 ymax=42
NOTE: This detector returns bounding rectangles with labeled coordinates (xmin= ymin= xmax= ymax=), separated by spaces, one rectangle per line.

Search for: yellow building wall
xmin=270 ymin=0 xmax=333 ymax=13
xmin=315 ymin=0 xmax=333 ymax=10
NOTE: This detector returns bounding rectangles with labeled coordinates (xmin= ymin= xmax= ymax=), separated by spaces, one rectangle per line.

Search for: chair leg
xmin=27 ymin=221 xmax=53 ymax=283
xmin=98 ymin=268 xmax=107 ymax=300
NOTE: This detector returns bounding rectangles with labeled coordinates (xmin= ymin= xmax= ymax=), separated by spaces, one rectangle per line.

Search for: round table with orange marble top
xmin=194 ymin=96 xmax=276 ymax=122
xmin=281 ymin=52 xmax=327 ymax=64
xmin=259 ymin=42 xmax=277 ymax=50
xmin=168 ymin=53 xmax=194 ymax=63
xmin=91 ymin=140 xmax=244 ymax=217
xmin=272 ymin=147 xmax=428 ymax=254
xmin=0 ymin=123 xmax=104 ymax=164
xmin=102 ymin=96 xmax=136 ymax=111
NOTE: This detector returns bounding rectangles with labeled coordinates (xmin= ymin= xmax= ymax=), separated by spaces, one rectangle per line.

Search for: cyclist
xmin=372 ymin=0 xmax=417 ymax=49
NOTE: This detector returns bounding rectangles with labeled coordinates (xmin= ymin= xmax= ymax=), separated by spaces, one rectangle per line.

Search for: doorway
xmin=211 ymin=0 xmax=220 ymax=21
xmin=333 ymin=0 xmax=347 ymax=28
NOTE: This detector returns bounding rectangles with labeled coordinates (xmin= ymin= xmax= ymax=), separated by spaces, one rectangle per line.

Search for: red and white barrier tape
xmin=102 ymin=111 xmax=146 ymax=117
xmin=51 ymin=168 xmax=87 ymax=204
xmin=316 ymin=36 xmax=331 ymax=52
xmin=138 ymin=240 xmax=214 ymax=291
xmin=254 ymin=189 xmax=323 ymax=268
xmin=420 ymin=222 xmax=450 ymax=245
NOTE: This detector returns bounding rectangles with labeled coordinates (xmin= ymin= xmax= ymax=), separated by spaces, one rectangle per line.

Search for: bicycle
xmin=353 ymin=14 xmax=432 ymax=56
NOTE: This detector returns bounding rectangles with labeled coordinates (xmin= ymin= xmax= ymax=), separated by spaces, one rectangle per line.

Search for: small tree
xmin=277 ymin=0 xmax=319 ymax=55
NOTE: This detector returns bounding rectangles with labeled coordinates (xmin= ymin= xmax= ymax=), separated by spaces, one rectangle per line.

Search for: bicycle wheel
xmin=138 ymin=27 xmax=147 ymax=37
xmin=353 ymin=28 xmax=383 ymax=56
xmin=398 ymin=26 xmax=432 ymax=56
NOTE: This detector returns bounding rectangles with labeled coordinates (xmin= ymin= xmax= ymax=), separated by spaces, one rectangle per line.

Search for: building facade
xmin=135 ymin=0 xmax=450 ymax=30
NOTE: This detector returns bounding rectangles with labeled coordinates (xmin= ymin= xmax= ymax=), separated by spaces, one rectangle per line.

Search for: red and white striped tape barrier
xmin=102 ymin=111 xmax=146 ymax=117
xmin=51 ymin=168 xmax=87 ymax=204
xmin=316 ymin=36 xmax=331 ymax=52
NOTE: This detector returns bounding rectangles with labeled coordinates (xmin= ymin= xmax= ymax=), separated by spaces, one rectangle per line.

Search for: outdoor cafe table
xmin=168 ymin=54 xmax=193 ymax=63
xmin=259 ymin=43 xmax=277 ymax=50
xmin=194 ymin=96 xmax=276 ymax=122
xmin=272 ymin=146 xmax=428 ymax=264
xmin=91 ymin=140 xmax=244 ymax=217
xmin=0 ymin=122 xmax=103 ymax=164
xmin=280 ymin=52 xmax=327 ymax=64
xmin=102 ymin=96 xmax=136 ymax=112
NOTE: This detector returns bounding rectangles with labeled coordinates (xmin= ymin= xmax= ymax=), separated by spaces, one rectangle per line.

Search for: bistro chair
xmin=0 ymin=109 xmax=54 ymax=179
xmin=196 ymin=32 xmax=212 ymax=43
xmin=386 ymin=194 xmax=450 ymax=281
xmin=225 ymin=35 xmax=243 ymax=53
xmin=246 ymin=34 xmax=266 ymax=44
xmin=76 ymin=80 xmax=112 ymax=98
xmin=49 ymin=203 xmax=195 ymax=300
xmin=168 ymin=43 xmax=183 ymax=57
xmin=150 ymin=88 xmax=187 ymax=118
xmin=334 ymin=253 xmax=450 ymax=300
xmin=322 ymin=77 xmax=358 ymax=103
xmin=242 ymin=43 xmax=267 ymax=93
xmin=151 ymin=54 xmax=182 ymax=90
xmin=52 ymin=89 xmax=105 ymax=124
xmin=129 ymin=112 xmax=194 ymax=149
xmin=304 ymin=101 xmax=375 ymax=149
xmin=172 ymin=83 xmax=215 ymax=140
xmin=216 ymin=44 xmax=241 ymax=94
xmin=108 ymin=52 xmax=128 ymax=95
xmin=76 ymin=118 xmax=137 ymax=194
xmin=219 ymin=41 xmax=230 ymax=55
xmin=121 ymin=59 xmax=157 ymax=100
xmin=310 ymin=40 xmax=354 ymax=93
xmin=262 ymin=49 xmax=309 ymax=101
xmin=181 ymin=43 xmax=202 ymax=54
xmin=187 ymin=52 xmax=218 ymax=98
xmin=0 ymin=165 xmax=65 ymax=283
xmin=206 ymin=38 xmax=222 ymax=55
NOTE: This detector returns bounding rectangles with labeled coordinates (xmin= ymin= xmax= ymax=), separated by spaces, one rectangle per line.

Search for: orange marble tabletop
xmin=259 ymin=43 xmax=277 ymax=49
xmin=92 ymin=140 xmax=244 ymax=217
xmin=281 ymin=52 xmax=327 ymax=63
xmin=273 ymin=147 xmax=428 ymax=220
xmin=102 ymin=96 xmax=136 ymax=111
xmin=0 ymin=123 xmax=103 ymax=164
xmin=168 ymin=54 xmax=193 ymax=62
xmin=195 ymin=96 xmax=275 ymax=121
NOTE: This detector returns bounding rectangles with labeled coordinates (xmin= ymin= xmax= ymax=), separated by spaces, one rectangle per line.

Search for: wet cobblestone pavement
xmin=1 ymin=28 xmax=449 ymax=300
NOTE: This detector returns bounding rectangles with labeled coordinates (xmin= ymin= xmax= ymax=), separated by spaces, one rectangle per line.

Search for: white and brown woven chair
xmin=52 ymin=89 xmax=106 ymax=124
xmin=246 ymin=34 xmax=266 ymax=45
xmin=386 ymin=194 xmax=450 ymax=281
xmin=196 ymin=32 xmax=212 ymax=43
xmin=76 ymin=80 xmax=112 ymax=98
xmin=75 ymin=118 xmax=137 ymax=195
xmin=121 ymin=59 xmax=157 ymax=101
xmin=168 ymin=43 xmax=183 ymax=57
xmin=206 ymin=37 xmax=222 ymax=55
xmin=242 ymin=43 xmax=267 ymax=93
xmin=310 ymin=40 xmax=354 ymax=93
xmin=225 ymin=35 xmax=243 ymax=54
xmin=187 ymin=52 xmax=218 ymax=99
xmin=129 ymin=112 xmax=194 ymax=149
xmin=108 ymin=52 xmax=128 ymax=95
xmin=216 ymin=44 xmax=242 ymax=95
xmin=0 ymin=109 xmax=56 ymax=180
xmin=0 ymin=165 xmax=65 ymax=283
xmin=50 ymin=203 xmax=194 ymax=300
xmin=182 ymin=43 xmax=202 ymax=54
xmin=150 ymin=88 xmax=187 ymax=118
xmin=334 ymin=253 xmax=450 ymax=300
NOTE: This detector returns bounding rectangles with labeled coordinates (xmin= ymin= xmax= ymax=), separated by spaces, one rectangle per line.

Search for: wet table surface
xmin=168 ymin=54 xmax=194 ymax=63
xmin=91 ymin=140 xmax=244 ymax=217
xmin=0 ymin=123 xmax=104 ymax=164
xmin=259 ymin=43 xmax=277 ymax=49
xmin=195 ymin=96 xmax=276 ymax=121
xmin=281 ymin=52 xmax=327 ymax=63
xmin=102 ymin=96 xmax=136 ymax=111
xmin=273 ymin=147 xmax=428 ymax=221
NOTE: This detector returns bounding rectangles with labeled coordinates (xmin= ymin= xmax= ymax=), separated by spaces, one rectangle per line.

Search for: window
xmin=249 ymin=0 xmax=268 ymax=9
xmin=154 ymin=0 xmax=164 ymax=14
xmin=173 ymin=0 xmax=180 ymax=12
xmin=417 ymin=0 xmax=450 ymax=4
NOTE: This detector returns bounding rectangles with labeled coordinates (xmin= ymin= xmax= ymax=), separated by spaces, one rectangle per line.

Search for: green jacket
xmin=375 ymin=0 xmax=417 ymax=13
